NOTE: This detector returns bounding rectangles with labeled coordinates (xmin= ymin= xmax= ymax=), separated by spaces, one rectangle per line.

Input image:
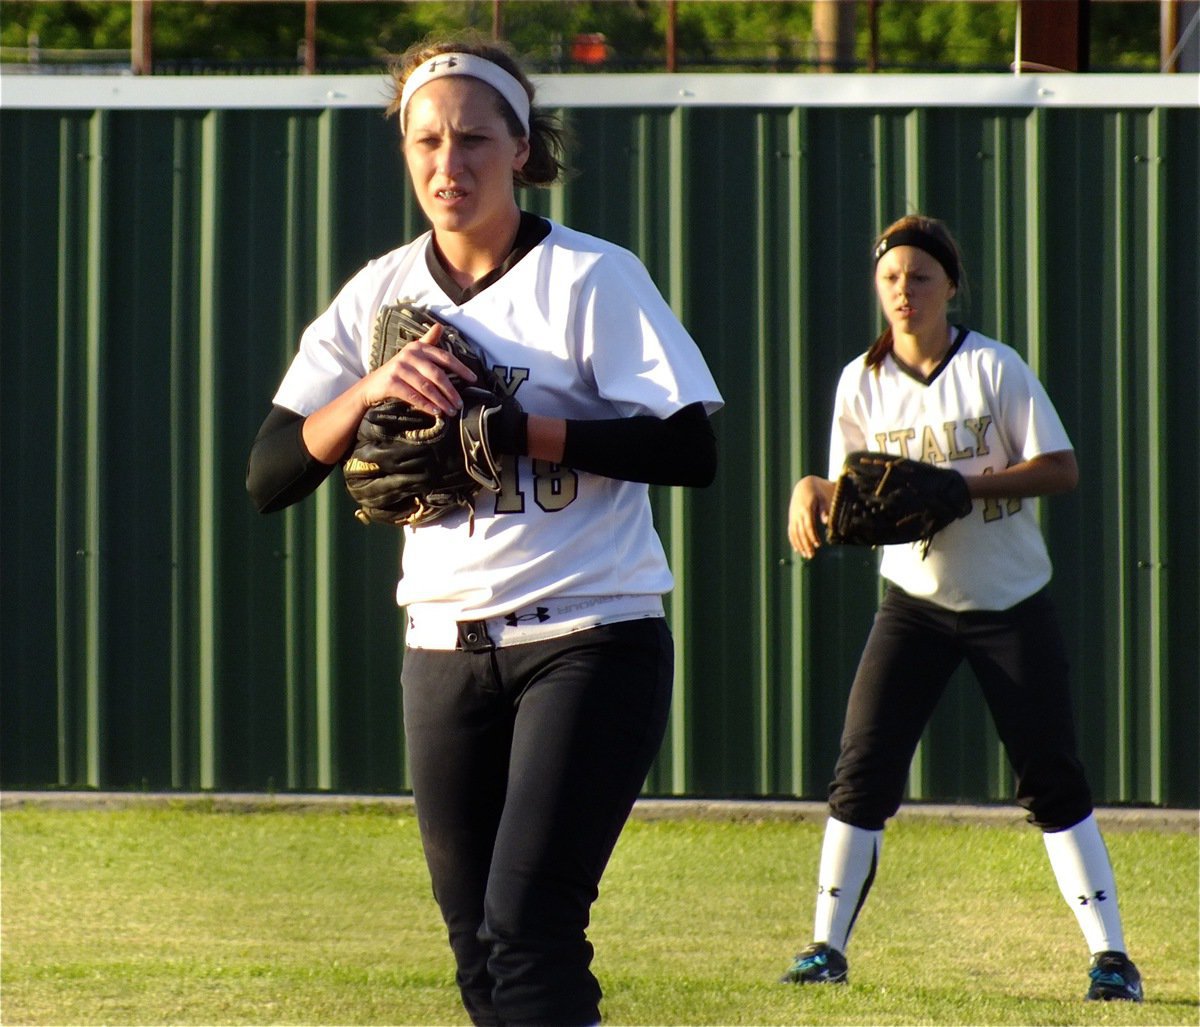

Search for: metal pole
xmin=1013 ymin=0 xmax=1022 ymax=72
xmin=666 ymin=0 xmax=677 ymax=72
xmin=1162 ymin=1 xmax=1200 ymax=70
xmin=868 ymin=0 xmax=879 ymax=72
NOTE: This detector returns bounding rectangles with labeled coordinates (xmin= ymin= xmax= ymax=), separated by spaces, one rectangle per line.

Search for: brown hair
xmin=386 ymin=31 xmax=567 ymax=188
xmin=864 ymin=214 xmax=967 ymax=370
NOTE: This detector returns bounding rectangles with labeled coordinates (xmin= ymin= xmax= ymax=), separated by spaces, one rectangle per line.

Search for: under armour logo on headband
xmin=400 ymin=51 xmax=531 ymax=136
xmin=874 ymin=226 xmax=959 ymax=285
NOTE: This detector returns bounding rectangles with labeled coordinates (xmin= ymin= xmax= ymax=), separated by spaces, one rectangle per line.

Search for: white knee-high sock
xmin=812 ymin=817 xmax=882 ymax=954
xmin=1043 ymin=813 xmax=1127 ymax=954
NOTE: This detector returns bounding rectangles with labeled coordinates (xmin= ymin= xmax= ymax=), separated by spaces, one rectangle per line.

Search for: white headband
xmin=400 ymin=52 xmax=531 ymax=136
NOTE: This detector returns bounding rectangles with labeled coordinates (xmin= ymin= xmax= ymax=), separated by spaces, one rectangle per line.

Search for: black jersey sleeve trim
xmin=560 ymin=402 xmax=717 ymax=487
xmin=245 ymin=405 xmax=338 ymax=513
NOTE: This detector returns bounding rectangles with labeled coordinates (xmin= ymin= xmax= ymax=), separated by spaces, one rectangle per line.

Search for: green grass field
xmin=1 ymin=801 xmax=1195 ymax=1026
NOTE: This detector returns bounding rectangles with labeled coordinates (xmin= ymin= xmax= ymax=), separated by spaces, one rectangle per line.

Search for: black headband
xmin=873 ymin=227 xmax=959 ymax=285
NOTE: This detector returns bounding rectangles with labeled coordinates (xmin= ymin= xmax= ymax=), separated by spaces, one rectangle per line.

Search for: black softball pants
xmin=829 ymin=585 xmax=1094 ymax=833
xmin=400 ymin=618 xmax=674 ymax=1027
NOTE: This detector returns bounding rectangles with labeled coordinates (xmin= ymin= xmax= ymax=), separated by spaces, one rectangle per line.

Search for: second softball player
xmin=783 ymin=214 xmax=1142 ymax=1002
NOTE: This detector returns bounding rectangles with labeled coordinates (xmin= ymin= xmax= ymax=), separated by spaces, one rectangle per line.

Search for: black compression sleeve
xmin=560 ymin=402 xmax=717 ymax=487
xmin=245 ymin=405 xmax=338 ymax=513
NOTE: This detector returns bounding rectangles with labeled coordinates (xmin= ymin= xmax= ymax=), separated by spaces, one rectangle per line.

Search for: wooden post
xmin=304 ymin=0 xmax=316 ymax=74
xmin=812 ymin=0 xmax=855 ymax=72
xmin=130 ymin=0 xmax=152 ymax=75
xmin=1016 ymin=0 xmax=1090 ymax=72
xmin=1161 ymin=0 xmax=1176 ymax=70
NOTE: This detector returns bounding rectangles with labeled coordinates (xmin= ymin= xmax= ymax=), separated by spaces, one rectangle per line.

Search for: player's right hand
xmin=362 ymin=322 xmax=479 ymax=418
xmin=788 ymin=476 xmax=834 ymax=559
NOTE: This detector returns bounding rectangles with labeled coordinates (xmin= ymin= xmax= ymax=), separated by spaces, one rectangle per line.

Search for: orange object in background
xmin=572 ymin=33 xmax=608 ymax=65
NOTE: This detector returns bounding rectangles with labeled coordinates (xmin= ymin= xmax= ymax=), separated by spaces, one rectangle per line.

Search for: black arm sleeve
xmin=560 ymin=401 xmax=717 ymax=487
xmin=245 ymin=405 xmax=338 ymax=514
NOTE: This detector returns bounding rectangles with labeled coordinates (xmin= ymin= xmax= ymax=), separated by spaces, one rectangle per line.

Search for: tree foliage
xmin=0 ymin=1 xmax=1160 ymax=73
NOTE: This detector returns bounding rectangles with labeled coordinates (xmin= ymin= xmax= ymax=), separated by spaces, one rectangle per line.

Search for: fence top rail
xmin=3 ymin=71 xmax=1197 ymax=111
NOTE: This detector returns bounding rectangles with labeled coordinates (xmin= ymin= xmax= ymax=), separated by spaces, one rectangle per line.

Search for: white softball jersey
xmin=828 ymin=329 xmax=1073 ymax=612
xmin=274 ymin=219 xmax=723 ymax=644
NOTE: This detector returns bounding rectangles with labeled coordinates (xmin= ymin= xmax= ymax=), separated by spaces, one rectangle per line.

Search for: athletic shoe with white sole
xmin=1086 ymin=951 xmax=1143 ymax=1002
xmin=779 ymin=942 xmax=849 ymax=985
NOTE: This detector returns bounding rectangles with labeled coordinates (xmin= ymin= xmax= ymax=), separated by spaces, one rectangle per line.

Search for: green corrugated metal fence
xmin=2 ymin=74 xmax=1196 ymax=805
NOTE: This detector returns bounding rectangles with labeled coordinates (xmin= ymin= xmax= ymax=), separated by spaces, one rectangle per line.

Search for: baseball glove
xmin=342 ymin=301 xmax=517 ymax=529
xmin=827 ymin=451 xmax=972 ymax=558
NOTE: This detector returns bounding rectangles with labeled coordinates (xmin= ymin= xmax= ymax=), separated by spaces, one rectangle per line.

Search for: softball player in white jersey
xmin=783 ymin=215 xmax=1141 ymax=1001
xmin=247 ymin=35 xmax=721 ymax=1027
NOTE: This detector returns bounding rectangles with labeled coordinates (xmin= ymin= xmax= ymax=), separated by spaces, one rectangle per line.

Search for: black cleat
xmin=1085 ymin=950 xmax=1143 ymax=1002
xmin=780 ymin=942 xmax=849 ymax=985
